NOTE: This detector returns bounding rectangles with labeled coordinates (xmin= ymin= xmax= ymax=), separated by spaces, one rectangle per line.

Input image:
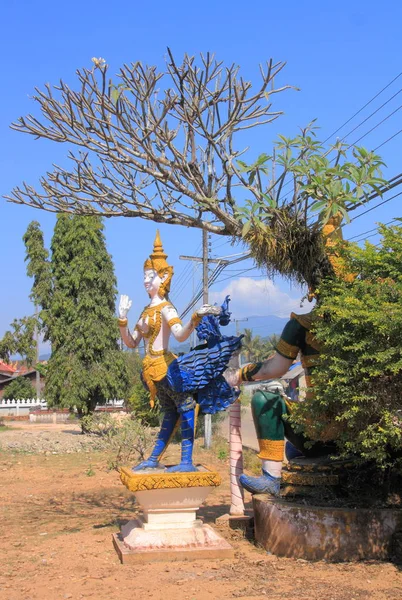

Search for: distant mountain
xmin=221 ymin=315 xmax=289 ymax=338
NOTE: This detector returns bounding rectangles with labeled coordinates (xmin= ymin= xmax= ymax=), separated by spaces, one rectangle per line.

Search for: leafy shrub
xmin=124 ymin=352 xmax=160 ymax=426
xmin=3 ymin=376 xmax=36 ymax=400
xmin=290 ymin=224 xmax=402 ymax=469
xmin=80 ymin=412 xmax=154 ymax=470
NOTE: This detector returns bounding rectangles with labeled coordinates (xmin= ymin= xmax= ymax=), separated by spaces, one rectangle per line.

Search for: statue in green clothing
xmin=225 ymin=216 xmax=349 ymax=496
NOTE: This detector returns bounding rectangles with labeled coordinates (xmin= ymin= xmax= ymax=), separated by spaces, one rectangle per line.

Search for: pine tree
xmin=23 ymin=215 xmax=129 ymax=414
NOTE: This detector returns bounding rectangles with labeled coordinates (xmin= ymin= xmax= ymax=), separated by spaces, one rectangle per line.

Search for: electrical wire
xmin=322 ymin=71 xmax=402 ymax=144
xmin=337 ymin=87 xmax=402 ymax=144
xmin=170 ymin=242 xmax=202 ymax=303
xmin=179 ymin=254 xmax=251 ymax=318
xmin=350 ymin=102 xmax=402 ymax=147
xmin=211 ymin=267 xmax=259 ymax=285
xmin=350 ymin=190 xmax=402 ymax=222
xmin=348 ymin=218 xmax=400 ymax=242
xmin=374 ymin=127 xmax=402 ymax=151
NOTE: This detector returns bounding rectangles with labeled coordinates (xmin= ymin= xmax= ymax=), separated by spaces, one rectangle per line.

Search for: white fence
xmin=0 ymin=398 xmax=46 ymax=416
xmin=0 ymin=398 xmax=125 ymax=416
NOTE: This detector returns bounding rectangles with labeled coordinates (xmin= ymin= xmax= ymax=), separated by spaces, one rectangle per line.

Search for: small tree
xmin=3 ymin=376 xmax=36 ymax=400
xmin=43 ymin=215 xmax=130 ymax=414
xmin=290 ymin=224 xmax=402 ymax=469
xmin=0 ymin=317 xmax=36 ymax=365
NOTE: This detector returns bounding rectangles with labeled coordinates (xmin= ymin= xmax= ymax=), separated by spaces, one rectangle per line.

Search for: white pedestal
xmin=114 ymin=465 xmax=234 ymax=563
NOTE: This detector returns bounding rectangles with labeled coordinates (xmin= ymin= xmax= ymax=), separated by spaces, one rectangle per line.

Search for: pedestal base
xmin=113 ymin=520 xmax=233 ymax=563
xmin=115 ymin=465 xmax=234 ymax=563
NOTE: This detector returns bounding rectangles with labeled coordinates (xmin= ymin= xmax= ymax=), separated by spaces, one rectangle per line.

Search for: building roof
xmin=0 ymin=361 xmax=17 ymax=375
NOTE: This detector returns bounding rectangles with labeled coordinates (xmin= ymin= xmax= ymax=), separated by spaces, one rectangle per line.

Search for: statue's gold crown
xmin=144 ymin=230 xmax=173 ymax=297
xmin=308 ymin=215 xmax=355 ymax=301
xmin=323 ymin=215 xmax=355 ymax=282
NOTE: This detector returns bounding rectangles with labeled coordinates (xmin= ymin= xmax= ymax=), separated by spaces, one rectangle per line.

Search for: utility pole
xmin=202 ymin=230 xmax=212 ymax=449
xmin=179 ymin=240 xmax=249 ymax=449
xmin=227 ymin=317 xmax=248 ymax=516
xmin=179 ymin=230 xmax=218 ymax=448
xmin=34 ymin=304 xmax=40 ymax=399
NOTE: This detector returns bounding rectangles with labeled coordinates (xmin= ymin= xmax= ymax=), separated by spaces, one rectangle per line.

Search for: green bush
xmin=3 ymin=376 xmax=37 ymax=400
xmin=124 ymin=352 xmax=160 ymax=426
xmin=290 ymin=224 xmax=402 ymax=468
xmin=80 ymin=412 xmax=154 ymax=470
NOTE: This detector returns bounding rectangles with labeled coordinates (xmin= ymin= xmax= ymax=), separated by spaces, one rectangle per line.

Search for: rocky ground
xmin=1 ymin=422 xmax=402 ymax=600
xmin=0 ymin=422 xmax=106 ymax=455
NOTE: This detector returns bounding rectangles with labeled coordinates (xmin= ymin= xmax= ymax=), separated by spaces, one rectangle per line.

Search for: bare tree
xmin=7 ymin=51 xmax=291 ymax=236
xmin=6 ymin=50 xmax=387 ymax=288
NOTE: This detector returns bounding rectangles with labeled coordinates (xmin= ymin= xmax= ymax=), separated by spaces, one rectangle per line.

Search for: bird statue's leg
xmin=132 ymin=410 xmax=180 ymax=471
xmin=166 ymin=408 xmax=198 ymax=472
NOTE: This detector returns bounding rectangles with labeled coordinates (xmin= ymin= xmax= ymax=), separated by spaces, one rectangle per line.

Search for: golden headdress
xmin=323 ymin=214 xmax=355 ymax=283
xmin=308 ymin=215 xmax=355 ymax=301
xmin=144 ymin=230 xmax=174 ymax=298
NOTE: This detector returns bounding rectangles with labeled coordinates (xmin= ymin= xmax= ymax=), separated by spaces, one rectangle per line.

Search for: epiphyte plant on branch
xmin=6 ymin=50 xmax=386 ymax=289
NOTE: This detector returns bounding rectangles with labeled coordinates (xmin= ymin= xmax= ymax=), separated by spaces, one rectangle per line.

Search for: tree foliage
xmin=42 ymin=215 xmax=130 ymax=414
xmin=3 ymin=376 xmax=36 ymax=400
xmin=0 ymin=221 xmax=51 ymax=364
xmin=0 ymin=317 xmax=37 ymax=365
xmin=13 ymin=217 xmax=130 ymax=414
xmin=124 ymin=352 xmax=159 ymax=426
xmin=241 ymin=328 xmax=278 ymax=363
xmin=290 ymin=224 xmax=402 ymax=468
xmin=5 ymin=52 xmax=387 ymax=289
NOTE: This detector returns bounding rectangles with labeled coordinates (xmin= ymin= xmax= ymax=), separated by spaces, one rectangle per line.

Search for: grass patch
xmin=243 ymin=447 xmax=261 ymax=475
xmin=0 ymin=425 xmax=12 ymax=432
xmin=211 ymin=434 xmax=229 ymax=462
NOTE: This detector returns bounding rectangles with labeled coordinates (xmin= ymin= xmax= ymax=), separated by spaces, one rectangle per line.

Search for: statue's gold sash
xmin=142 ymin=351 xmax=177 ymax=407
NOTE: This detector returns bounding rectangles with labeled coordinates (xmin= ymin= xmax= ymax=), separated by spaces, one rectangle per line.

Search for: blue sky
xmin=1 ymin=0 xmax=402 ymax=350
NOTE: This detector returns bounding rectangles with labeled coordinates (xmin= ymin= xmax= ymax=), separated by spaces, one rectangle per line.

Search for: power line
xmin=348 ymin=218 xmax=400 ymax=242
xmin=345 ymin=172 xmax=402 ymax=212
xmin=374 ymin=127 xmax=402 ymax=151
xmin=212 ymin=267 xmax=258 ymax=285
xmin=179 ymin=253 xmax=251 ymax=318
xmin=170 ymin=242 xmax=202 ymax=303
xmin=350 ymin=190 xmax=402 ymax=222
xmin=338 ymin=87 xmax=402 ymax=144
xmin=322 ymin=71 xmax=402 ymax=144
xmin=350 ymin=102 xmax=402 ymax=147
xmin=276 ymin=76 xmax=402 ymax=204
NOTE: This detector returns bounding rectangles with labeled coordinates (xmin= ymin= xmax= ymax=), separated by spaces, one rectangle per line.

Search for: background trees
xmin=241 ymin=328 xmax=279 ymax=364
xmin=2 ymin=217 xmax=130 ymax=415
xmin=3 ymin=376 xmax=36 ymax=401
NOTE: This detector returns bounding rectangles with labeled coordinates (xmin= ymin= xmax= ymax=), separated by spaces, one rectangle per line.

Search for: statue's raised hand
xmin=196 ymin=304 xmax=221 ymax=317
xmin=118 ymin=294 xmax=132 ymax=319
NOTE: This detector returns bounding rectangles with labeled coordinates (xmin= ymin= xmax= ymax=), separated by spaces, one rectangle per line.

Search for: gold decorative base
xmin=120 ymin=465 xmax=221 ymax=492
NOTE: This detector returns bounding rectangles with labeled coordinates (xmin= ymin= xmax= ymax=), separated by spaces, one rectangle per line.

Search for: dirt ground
xmin=1 ymin=423 xmax=402 ymax=600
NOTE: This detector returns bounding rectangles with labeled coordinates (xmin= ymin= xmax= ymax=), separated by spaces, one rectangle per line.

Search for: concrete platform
xmin=253 ymin=494 xmax=402 ymax=562
xmin=113 ymin=523 xmax=234 ymax=563
xmin=115 ymin=464 xmax=233 ymax=563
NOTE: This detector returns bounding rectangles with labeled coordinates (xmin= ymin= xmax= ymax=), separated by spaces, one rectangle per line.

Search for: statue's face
xmin=144 ymin=269 xmax=165 ymax=298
